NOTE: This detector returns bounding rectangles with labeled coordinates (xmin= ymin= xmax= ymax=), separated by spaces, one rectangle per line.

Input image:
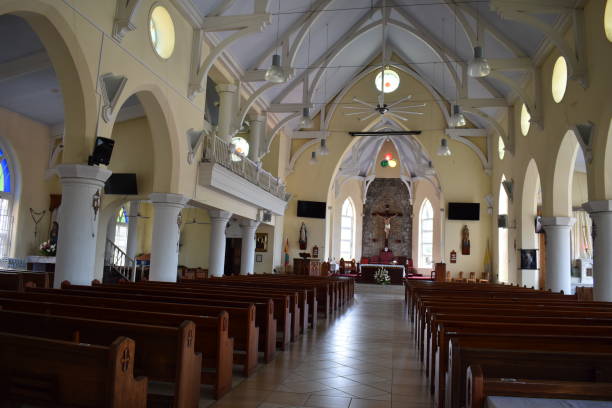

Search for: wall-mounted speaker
xmin=498 ymin=214 xmax=508 ymax=228
xmin=88 ymin=137 xmax=115 ymax=166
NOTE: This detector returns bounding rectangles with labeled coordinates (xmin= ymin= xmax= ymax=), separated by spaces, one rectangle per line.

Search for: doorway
xmin=225 ymin=238 xmax=242 ymax=275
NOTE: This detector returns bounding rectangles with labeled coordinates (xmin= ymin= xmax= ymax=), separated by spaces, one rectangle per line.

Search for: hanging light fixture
xmin=449 ymin=104 xmax=466 ymax=128
xmin=300 ymin=107 xmax=313 ymax=128
xmin=468 ymin=46 xmax=491 ymax=78
xmin=319 ymin=139 xmax=329 ymax=155
xmin=265 ymin=0 xmax=285 ymax=84
xmin=309 ymin=151 xmax=318 ymax=165
xmin=265 ymin=54 xmax=285 ymax=83
xmin=437 ymin=138 xmax=452 ymax=156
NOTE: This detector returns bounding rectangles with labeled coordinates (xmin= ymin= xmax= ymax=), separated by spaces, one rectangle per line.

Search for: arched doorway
xmin=521 ymin=159 xmax=543 ymax=288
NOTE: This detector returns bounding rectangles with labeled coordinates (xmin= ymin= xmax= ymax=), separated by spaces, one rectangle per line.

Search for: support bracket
xmin=113 ymin=0 xmax=144 ymax=42
xmin=99 ymin=73 xmax=128 ymax=123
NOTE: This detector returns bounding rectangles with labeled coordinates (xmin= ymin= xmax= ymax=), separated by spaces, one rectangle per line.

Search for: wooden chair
xmin=478 ymin=272 xmax=490 ymax=284
xmin=349 ymin=259 xmax=357 ymax=274
xmin=453 ymin=271 xmax=467 ymax=282
xmin=339 ymin=258 xmax=345 ymax=274
xmin=467 ymin=272 xmax=476 ymax=283
xmin=321 ymin=262 xmax=330 ymax=276
xmin=446 ymin=271 xmax=451 ymax=282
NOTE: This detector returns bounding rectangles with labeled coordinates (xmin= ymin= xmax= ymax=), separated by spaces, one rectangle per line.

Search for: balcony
xmin=199 ymin=134 xmax=289 ymax=215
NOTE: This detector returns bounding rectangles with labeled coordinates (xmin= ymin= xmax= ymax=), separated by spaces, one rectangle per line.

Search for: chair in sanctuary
xmin=379 ymin=249 xmax=395 ymax=264
xmin=467 ymin=272 xmax=477 ymax=283
xmin=348 ymin=259 xmax=357 ymax=274
xmin=479 ymin=272 xmax=490 ymax=283
xmin=339 ymin=258 xmax=345 ymax=274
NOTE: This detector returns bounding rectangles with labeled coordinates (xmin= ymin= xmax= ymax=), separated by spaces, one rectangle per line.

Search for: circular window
xmin=606 ymin=0 xmax=612 ymax=42
xmin=551 ymin=56 xmax=568 ymax=103
xmin=375 ymin=68 xmax=400 ymax=93
xmin=149 ymin=5 xmax=175 ymax=59
xmin=231 ymin=136 xmax=250 ymax=162
xmin=498 ymin=136 xmax=505 ymax=160
xmin=520 ymin=103 xmax=531 ymax=136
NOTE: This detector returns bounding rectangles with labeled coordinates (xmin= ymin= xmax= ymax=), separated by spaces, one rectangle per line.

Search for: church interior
xmin=1 ymin=0 xmax=612 ymax=407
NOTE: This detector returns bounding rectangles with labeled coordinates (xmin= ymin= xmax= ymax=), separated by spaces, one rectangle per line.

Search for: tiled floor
xmin=207 ymin=284 xmax=433 ymax=408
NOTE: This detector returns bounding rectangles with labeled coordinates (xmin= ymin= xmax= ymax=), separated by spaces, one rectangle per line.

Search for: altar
xmin=358 ymin=264 xmax=405 ymax=285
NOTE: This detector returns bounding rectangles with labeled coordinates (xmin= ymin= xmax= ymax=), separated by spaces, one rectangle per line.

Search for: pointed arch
xmin=498 ymin=174 xmax=509 ymax=283
xmin=340 ymin=197 xmax=356 ymax=260
xmin=418 ymin=198 xmax=434 ymax=268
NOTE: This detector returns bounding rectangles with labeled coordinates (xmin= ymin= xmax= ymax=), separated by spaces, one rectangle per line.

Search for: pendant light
xmin=449 ymin=104 xmax=466 ymax=128
xmin=309 ymin=151 xmax=318 ymax=165
xmin=300 ymin=107 xmax=313 ymax=128
xmin=265 ymin=0 xmax=285 ymax=83
xmin=319 ymin=139 xmax=329 ymax=155
xmin=437 ymin=138 xmax=451 ymax=156
xmin=468 ymin=8 xmax=490 ymax=78
xmin=468 ymin=46 xmax=491 ymax=78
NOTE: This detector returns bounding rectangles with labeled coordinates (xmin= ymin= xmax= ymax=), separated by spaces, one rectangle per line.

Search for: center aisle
xmin=209 ymin=284 xmax=433 ymax=408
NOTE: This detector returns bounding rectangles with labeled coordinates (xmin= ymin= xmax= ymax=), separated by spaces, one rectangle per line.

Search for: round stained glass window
xmin=149 ymin=5 xmax=175 ymax=59
xmin=231 ymin=136 xmax=250 ymax=162
xmin=520 ymin=103 xmax=531 ymax=136
xmin=375 ymin=69 xmax=400 ymax=93
xmin=551 ymin=56 xmax=568 ymax=103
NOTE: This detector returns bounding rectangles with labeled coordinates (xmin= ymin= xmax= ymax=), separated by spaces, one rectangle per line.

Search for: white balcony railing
xmin=202 ymin=134 xmax=290 ymax=201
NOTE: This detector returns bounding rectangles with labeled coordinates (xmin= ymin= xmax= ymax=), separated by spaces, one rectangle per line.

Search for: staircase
xmin=103 ymin=239 xmax=136 ymax=283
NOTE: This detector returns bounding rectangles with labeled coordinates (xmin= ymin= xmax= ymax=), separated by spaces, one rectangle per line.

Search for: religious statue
xmin=373 ymin=209 xmax=402 ymax=247
xmin=461 ymin=225 xmax=470 ymax=255
xmin=299 ymin=222 xmax=307 ymax=250
xmin=49 ymin=221 xmax=59 ymax=246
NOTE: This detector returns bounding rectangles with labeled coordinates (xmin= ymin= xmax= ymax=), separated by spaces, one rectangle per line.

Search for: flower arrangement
xmin=39 ymin=240 xmax=56 ymax=257
xmin=374 ymin=267 xmax=391 ymax=285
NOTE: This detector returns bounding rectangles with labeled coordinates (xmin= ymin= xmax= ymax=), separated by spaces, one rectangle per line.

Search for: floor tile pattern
xmin=207 ymin=284 xmax=433 ymax=408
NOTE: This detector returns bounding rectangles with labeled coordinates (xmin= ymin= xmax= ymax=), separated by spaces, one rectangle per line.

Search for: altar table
xmin=358 ymin=264 xmax=405 ymax=285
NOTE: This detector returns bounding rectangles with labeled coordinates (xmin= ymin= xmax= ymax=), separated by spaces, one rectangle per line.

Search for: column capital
xmin=56 ymin=164 xmax=111 ymax=185
xmin=584 ymin=200 xmax=612 ymax=214
xmin=149 ymin=193 xmax=189 ymax=207
xmin=216 ymin=83 xmax=238 ymax=94
xmin=208 ymin=209 xmax=232 ymax=221
xmin=240 ymin=219 xmax=260 ymax=230
xmin=248 ymin=113 xmax=266 ymax=124
xmin=541 ymin=216 xmax=575 ymax=228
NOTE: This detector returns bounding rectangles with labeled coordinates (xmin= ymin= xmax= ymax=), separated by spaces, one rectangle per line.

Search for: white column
xmin=208 ymin=209 xmax=232 ymax=277
xmin=149 ymin=193 xmax=188 ymax=282
xmin=248 ymin=113 xmax=266 ymax=163
xmin=541 ymin=217 xmax=574 ymax=294
xmin=216 ymin=84 xmax=238 ymax=143
xmin=584 ymin=200 xmax=612 ymax=301
xmin=126 ymin=200 xmax=140 ymax=261
xmin=240 ymin=220 xmax=260 ymax=275
xmin=54 ymin=164 xmax=112 ymax=288
xmin=106 ymin=215 xmax=117 ymax=244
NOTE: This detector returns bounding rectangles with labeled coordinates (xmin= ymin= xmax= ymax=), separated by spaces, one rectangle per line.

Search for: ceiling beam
xmin=458 ymin=98 xmax=509 ymax=108
xmin=268 ymin=103 xmax=313 ymax=113
xmin=445 ymin=128 xmax=489 ymax=137
xmin=0 ymin=51 xmax=52 ymax=83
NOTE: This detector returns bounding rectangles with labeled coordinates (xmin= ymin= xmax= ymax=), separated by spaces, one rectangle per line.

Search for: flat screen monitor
xmin=297 ymin=200 xmax=326 ymax=219
xmin=105 ymin=173 xmax=138 ymax=195
xmin=448 ymin=202 xmax=480 ymax=221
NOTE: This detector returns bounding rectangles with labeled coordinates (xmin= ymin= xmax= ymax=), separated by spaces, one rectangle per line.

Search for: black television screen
xmin=105 ymin=173 xmax=138 ymax=195
xmin=297 ymin=200 xmax=326 ymax=219
xmin=448 ymin=202 xmax=480 ymax=221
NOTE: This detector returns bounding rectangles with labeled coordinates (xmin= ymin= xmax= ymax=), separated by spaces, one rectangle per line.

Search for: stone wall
xmin=362 ymin=179 xmax=412 ymax=258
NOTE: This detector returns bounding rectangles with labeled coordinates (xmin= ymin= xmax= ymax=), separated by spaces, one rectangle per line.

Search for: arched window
xmin=114 ymin=207 xmax=129 ymax=253
xmin=498 ymin=177 xmax=509 ymax=283
xmin=340 ymin=199 xmax=355 ymax=260
xmin=0 ymin=148 xmax=14 ymax=257
xmin=419 ymin=199 xmax=434 ymax=268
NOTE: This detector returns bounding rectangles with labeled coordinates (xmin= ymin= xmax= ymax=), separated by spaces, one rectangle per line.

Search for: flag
xmin=283 ymin=238 xmax=290 ymax=271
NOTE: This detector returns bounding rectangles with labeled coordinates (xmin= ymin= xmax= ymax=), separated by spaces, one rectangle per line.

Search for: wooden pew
xmin=0 ymin=332 xmax=147 ymax=407
xmin=66 ymin=282 xmax=290 ymax=350
xmin=11 ymin=286 xmax=260 ymax=379
xmin=0 ymin=296 xmax=234 ymax=398
xmin=0 ymin=310 xmax=201 ymax=407
xmin=466 ymin=364 xmax=612 ymax=408
xmin=446 ymin=334 xmax=612 ymax=408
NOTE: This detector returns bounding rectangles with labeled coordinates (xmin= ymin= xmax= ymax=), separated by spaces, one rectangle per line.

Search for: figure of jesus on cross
xmin=373 ymin=209 xmax=402 ymax=248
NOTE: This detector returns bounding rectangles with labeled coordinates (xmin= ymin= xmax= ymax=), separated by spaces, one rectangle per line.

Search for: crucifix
xmin=373 ymin=207 xmax=402 ymax=247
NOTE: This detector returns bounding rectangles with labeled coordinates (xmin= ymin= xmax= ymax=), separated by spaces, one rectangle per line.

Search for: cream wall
xmin=0 ymin=107 xmax=53 ymax=258
xmin=178 ymin=207 xmax=210 ymax=268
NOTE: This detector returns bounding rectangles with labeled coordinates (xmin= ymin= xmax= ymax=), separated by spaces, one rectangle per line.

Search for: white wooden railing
xmin=104 ymin=239 xmax=136 ymax=282
xmin=202 ymin=134 xmax=290 ymax=201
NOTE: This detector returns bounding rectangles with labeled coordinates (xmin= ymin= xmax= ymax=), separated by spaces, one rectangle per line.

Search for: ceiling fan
xmin=343 ymin=0 xmax=425 ymax=123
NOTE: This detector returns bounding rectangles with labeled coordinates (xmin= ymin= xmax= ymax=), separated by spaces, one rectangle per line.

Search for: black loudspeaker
xmin=88 ymin=137 xmax=115 ymax=166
